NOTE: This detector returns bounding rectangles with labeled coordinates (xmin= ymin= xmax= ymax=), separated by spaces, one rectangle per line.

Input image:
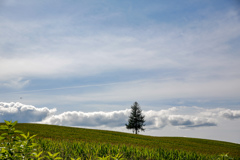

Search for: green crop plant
xmin=0 ymin=120 xmax=43 ymax=159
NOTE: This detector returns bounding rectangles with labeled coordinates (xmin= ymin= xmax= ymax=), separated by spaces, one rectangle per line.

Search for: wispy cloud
xmin=58 ymin=78 xmax=240 ymax=103
xmin=0 ymin=5 xmax=239 ymax=83
xmin=1 ymin=77 xmax=30 ymax=89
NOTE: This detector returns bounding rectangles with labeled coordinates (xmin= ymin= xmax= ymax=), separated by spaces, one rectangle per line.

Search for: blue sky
xmin=0 ymin=0 xmax=240 ymax=143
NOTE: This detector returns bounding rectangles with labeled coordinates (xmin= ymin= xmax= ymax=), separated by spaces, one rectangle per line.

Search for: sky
xmin=0 ymin=0 xmax=240 ymax=144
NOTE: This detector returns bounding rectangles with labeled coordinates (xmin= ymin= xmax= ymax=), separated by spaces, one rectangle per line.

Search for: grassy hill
xmin=6 ymin=123 xmax=238 ymax=158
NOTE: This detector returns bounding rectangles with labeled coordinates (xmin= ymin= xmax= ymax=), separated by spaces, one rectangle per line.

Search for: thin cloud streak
xmin=1 ymin=80 xmax=147 ymax=95
xmin=60 ymin=78 xmax=240 ymax=102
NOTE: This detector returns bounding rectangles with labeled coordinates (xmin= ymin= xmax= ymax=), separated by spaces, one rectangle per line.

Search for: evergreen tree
xmin=125 ymin=102 xmax=145 ymax=134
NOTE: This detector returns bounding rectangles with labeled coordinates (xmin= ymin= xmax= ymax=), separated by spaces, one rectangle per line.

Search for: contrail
xmin=2 ymin=80 xmax=146 ymax=95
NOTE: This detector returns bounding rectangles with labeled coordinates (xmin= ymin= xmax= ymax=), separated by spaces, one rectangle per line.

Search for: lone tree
xmin=125 ymin=102 xmax=146 ymax=134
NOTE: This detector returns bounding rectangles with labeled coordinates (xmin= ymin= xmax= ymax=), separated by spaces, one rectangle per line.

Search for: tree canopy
xmin=125 ymin=102 xmax=145 ymax=134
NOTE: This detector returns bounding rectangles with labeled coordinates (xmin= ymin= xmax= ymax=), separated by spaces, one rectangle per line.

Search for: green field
xmin=1 ymin=122 xmax=240 ymax=159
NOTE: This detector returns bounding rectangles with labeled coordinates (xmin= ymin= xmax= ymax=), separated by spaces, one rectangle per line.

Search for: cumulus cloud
xmin=219 ymin=109 xmax=240 ymax=119
xmin=143 ymin=108 xmax=217 ymax=129
xmin=41 ymin=110 xmax=130 ymax=127
xmin=1 ymin=102 xmax=240 ymax=130
xmin=168 ymin=115 xmax=216 ymax=128
xmin=201 ymin=108 xmax=240 ymax=120
xmin=44 ymin=106 xmax=237 ymax=130
xmin=0 ymin=102 xmax=56 ymax=122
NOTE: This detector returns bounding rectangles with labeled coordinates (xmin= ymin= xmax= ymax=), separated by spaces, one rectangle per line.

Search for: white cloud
xmin=219 ymin=109 xmax=240 ymax=119
xmin=142 ymin=107 xmax=218 ymax=129
xmin=36 ymin=105 xmax=240 ymax=130
xmin=0 ymin=102 xmax=56 ymax=122
xmin=1 ymin=102 xmax=236 ymax=130
xmin=41 ymin=110 xmax=131 ymax=127
xmin=201 ymin=108 xmax=240 ymax=120
xmin=168 ymin=115 xmax=216 ymax=128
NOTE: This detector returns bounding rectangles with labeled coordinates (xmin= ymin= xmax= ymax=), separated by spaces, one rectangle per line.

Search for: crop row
xmin=37 ymin=138 xmax=235 ymax=160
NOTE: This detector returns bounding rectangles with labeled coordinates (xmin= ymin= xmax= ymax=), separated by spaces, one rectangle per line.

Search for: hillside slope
xmin=2 ymin=123 xmax=239 ymax=157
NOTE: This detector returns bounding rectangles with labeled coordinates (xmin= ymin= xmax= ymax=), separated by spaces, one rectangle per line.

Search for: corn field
xmin=37 ymin=138 xmax=235 ymax=160
xmin=1 ymin=121 xmax=239 ymax=160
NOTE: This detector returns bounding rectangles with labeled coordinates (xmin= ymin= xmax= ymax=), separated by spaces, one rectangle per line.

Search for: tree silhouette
xmin=125 ymin=102 xmax=145 ymax=134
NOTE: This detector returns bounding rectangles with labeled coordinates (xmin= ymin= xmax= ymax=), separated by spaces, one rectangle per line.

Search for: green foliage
xmin=0 ymin=120 xmax=42 ymax=159
xmin=217 ymin=153 xmax=234 ymax=160
xmin=0 ymin=120 xmax=67 ymax=160
xmin=46 ymin=152 xmax=62 ymax=160
xmin=125 ymin=102 xmax=145 ymax=134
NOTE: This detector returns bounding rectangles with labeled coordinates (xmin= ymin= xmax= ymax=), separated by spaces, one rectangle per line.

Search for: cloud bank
xmin=1 ymin=102 xmax=240 ymax=130
xmin=0 ymin=102 xmax=56 ymax=122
